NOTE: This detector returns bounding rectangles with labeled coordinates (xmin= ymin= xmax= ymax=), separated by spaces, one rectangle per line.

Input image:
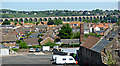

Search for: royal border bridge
xmin=0 ymin=16 xmax=106 ymax=22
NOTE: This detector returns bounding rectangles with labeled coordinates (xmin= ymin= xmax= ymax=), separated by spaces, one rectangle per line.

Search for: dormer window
xmin=74 ymin=24 xmax=78 ymax=26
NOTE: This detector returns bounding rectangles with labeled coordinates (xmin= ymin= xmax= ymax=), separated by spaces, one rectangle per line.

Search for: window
xmin=62 ymin=58 xmax=66 ymax=60
xmin=69 ymin=58 xmax=73 ymax=60
xmin=74 ymin=24 xmax=78 ymax=26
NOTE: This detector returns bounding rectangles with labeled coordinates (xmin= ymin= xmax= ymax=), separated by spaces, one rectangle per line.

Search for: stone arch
xmin=82 ymin=17 xmax=86 ymax=20
xmin=103 ymin=16 xmax=106 ymax=20
xmin=54 ymin=18 xmax=57 ymax=20
xmin=48 ymin=18 xmax=52 ymax=21
xmin=97 ymin=16 xmax=99 ymax=20
xmin=4 ymin=19 xmax=8 ymax=22
xmin=24 ymin=18 xmax=28 ymax=22
xmin=29 ymin=18 xmax=33 ymax=22
xmin=9 ymin=19 xmax=14 ymax=22
xmin=0 ymin=19 xmax=3 ymax=22
xmin=67 ymin=17 xmax=70 ymax=21
xmin=71 ymin=17 xmax=74 ymax=21
xmin=86 ymin=17 xmax=89 ymax=20
xmin=79 ymin=17 xmax=82 ymax=21
xmin=14 ymin=19 xmax=18 ymax=22
xmin=75 ymin=17 xmax=78 ymax=21
xmin=34 ymin=18 xmax=38 ymax=22
xmin=19 ymin=18 xmax=23 ymax=22
xmin=62 ymin=17 xmax=66 ymax=21
xmin=100 ymin=16 xmax=103 ymax=20
xmin=58 ymin=17 xmax=62 ymax=20
xmin=39 ymin=18 xmax=42 ymax=21
xmin=43 ymin=18 xmax=47 ymax=21
xmin=90 ymin=17 xmax=93 ymax=20
xmin=94 ymin=16 xmax=96 ymax=20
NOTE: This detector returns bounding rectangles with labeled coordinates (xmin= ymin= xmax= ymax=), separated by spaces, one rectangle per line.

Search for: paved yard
xmin=2 ymin=54 xmax=52 ymax=64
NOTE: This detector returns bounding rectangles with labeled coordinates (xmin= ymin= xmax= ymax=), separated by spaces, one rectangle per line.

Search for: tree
xmin=19 ymin=41 xmax=28 ymax=49
xmin=47 ymin=20 xmax=54 ymax=25
xmin=14 ymin=22 xmax=17 ymax=25
xmin=25 ymin=33 xmax=31 ymax=38
xmin=57 ymin=23 xmax=73 ymax=39
xmin=16 ymin=40 xmax=21 ymax=44
xmin=101 ymin=20 xmax=107 ymax=23
xmin=37 ymin=34 xmax=43 ymax=38
xmin=54 ymin=19 xmax=62 ymax=25
xmin=54 ymin=38 xmax=60 ymax=42
xmin=2 ymin=21 xmax=10 ymax=25
xmin=43 ymin=41 xmax=58 ymax=48
xmin=36 ymin=22 xmax=39 ymax=25
xmin=38 ymin=38 xmax=43 ymax=45
xmin=73 ymin=32 xmax=80 ymax=39
xmin=116 ymin=18 xmax=120 ymax=25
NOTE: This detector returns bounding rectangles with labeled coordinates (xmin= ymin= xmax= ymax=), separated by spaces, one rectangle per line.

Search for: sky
xmin=1 ymin=0 xmax=119 ymax=11
xmin=1 ymin=0 xmax=120 ymax=2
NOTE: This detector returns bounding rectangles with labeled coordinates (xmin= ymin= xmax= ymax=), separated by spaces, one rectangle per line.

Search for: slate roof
xmin=84 ymin=22 xmax=90 ymax=30
xmin=29 ymin=33 xmax=39 ymax=38
xmin=32 ymin=25 xmax=48 ymax=29
xmin=1 ymin=35 xmax=17 ymax=42
xmin=81 ymin=35 xmax=100 ymax=49
xmin=23 ymin=38 xmax=39 ymax=45
xmin=91 ymin=38 xmax=110 ymax=53
xmin=61 ymin=39 xmax=80 ymax=44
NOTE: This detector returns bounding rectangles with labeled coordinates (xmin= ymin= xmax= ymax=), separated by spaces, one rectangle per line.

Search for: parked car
xmin=54 ymin=55 xmax=76 ymax=64
xmin=35 ymin=48 xmax=40 ymax=52
xmin=29 ymin=48 xmax=35 ymax=52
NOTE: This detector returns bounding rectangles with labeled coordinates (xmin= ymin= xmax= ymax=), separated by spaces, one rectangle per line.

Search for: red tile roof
xmin=81 ymin=35 xmax=100 ymax=49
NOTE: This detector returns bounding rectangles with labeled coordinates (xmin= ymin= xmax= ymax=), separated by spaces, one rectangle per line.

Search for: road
xmin=1 ymin=54 xmax=78 ymax=66
xmin=2 ymin=54 xmax=52 ymax=64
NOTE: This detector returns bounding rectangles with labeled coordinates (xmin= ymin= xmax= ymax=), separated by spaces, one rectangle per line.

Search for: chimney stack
xmin=80 ymin=23 xmax=84 ymax=44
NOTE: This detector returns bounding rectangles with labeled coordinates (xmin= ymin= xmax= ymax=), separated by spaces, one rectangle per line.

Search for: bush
xmin=28 ymin=45 xmax=42 ymax=48
xmin=19 ymin=41 xmax=28 ymax=49
xmin=43 ymin=41 xmax=59 ymax=48
xmin=60 ymin=44 xmax=80 ymax=47
xmin=11 ymin=48 xmax=19 ymax=52
xmin=70 ymin=44 xmax=80 ymax=47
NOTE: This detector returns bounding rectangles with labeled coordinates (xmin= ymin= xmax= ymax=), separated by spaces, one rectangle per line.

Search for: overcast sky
xmin=1 ymin=0 xmax=120 ymax=2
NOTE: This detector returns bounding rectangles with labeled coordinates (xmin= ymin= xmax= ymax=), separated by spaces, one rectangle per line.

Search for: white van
xmin=55 ymin=56 xmax=76 ymax=64
xmin=52 ymin=55 xmax=60 ymax=61
xmin=42 ymin=46 xmax=50 ymax=51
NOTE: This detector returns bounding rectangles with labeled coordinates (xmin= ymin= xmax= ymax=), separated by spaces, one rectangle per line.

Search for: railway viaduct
xmin=0 ymin=16 xmax=106 ymax=22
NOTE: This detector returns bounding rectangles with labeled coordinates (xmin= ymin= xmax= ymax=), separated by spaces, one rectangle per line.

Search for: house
xmin=94 ymin=26 xmax=101 ymax=32
xmin=81 ymin=35 xmax=100 ymax=48
xmin=0 ymin=35 xmax=17 ymax=48
xmin=24 ymin=23 xmax=34 ymax=27
xmin=29 ymin=33 xmax=40 ymax=38
xmin=69 ymin=21 xmax=81 ymax=29
xmin=61 ymin=39 xmax=80 ymax=44
xmin=31 ymin=25 xmax=48 ymax=32
xmin=84 ymin=22 xmax=90 ymax=34
xmin=91 ymin=23 xmax=113 ymax=33
xmin=40 ymin=37 xmax=54 ymax=45
xmin=23 ymin=38 xmax=39 ymax=46
xmin=40 ymin=31 xmax=59 ymax=45
xmin=72 ymin=29 xmax=80 ymax=33
xmin=78 ymin=35 xmax=110 ymax=65
xmin=78 ymin=35 xmax=103 ymax=65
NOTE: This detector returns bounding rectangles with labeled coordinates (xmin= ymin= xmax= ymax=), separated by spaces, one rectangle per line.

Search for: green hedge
xmin=28 ymin=45 xmax=42 ymax=48
xmin=11 ymin=48 xmax=19 ymax=52
xmin=59 ymin=44 xmax=80 ymax=47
